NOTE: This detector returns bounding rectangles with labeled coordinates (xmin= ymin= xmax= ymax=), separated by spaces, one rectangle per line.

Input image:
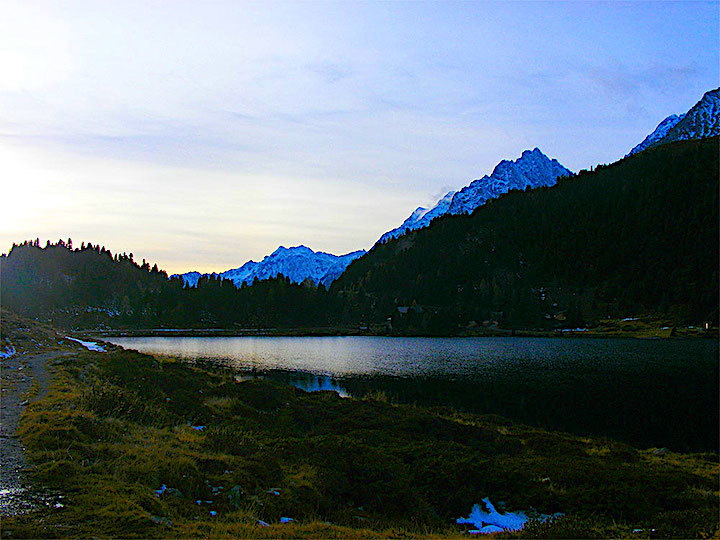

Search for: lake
xmin=106 ymin=336 xmax=719 ymax=452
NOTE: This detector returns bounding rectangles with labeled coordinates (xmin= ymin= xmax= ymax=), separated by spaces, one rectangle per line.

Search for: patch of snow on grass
xmin=457 ymin=498 xmax=563 ymax=534
xmin=66 ymin=337 xmax=106 ymax=352
xmin=469 ymin=525 xmax=504 ymax=534
xmin=458 ymin=498 xmax=528 ymax=532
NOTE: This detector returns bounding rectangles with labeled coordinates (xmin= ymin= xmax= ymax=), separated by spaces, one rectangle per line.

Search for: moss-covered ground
xmin=1 ymin=315 xmax=718 ymax=538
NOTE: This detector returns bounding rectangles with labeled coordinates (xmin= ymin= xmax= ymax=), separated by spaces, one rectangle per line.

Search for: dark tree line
xmin=0 ymin=240 xmax=342 ymax=329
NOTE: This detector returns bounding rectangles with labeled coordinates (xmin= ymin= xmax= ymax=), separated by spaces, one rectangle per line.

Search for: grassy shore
xmin=2 ymin=316 xmax=718 ymax=538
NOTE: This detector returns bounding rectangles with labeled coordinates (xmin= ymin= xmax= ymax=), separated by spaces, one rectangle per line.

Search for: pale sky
xmin=1 ymin=1 xmax=718 ymax=273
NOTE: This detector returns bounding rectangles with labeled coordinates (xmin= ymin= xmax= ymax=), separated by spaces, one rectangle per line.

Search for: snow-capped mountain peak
xmin=659 ymin=88 xmax=719 ymax=144
xmin=270 ymin=245 xmax=314 ymax=257
xmin=628 ymin=88 xmax=719 ymax=156
xmin=377 ymin=148 xmax=571 ymax=245
xmin=378 ymin=191 xmax=457 ymax=243
xmin=447 ymin=148 xmax=570 ymax=216
xmin=627 ymin=114 xmax=685 ymax=156
xmin=174 ymin=245 xmax=366 ymax=288
xmin=408 ymin=207 xmax=429 ymax=221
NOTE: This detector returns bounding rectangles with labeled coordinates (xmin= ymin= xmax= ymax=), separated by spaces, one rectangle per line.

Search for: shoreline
xmin=86 ymin=325 xmax=718 ymax=340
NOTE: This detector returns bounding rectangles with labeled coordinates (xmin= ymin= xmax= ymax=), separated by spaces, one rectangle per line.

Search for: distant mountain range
xmin=177 ymin=87 xmax=718 ymax=290
xmin=378 ymin=148 xmax=572 ymax=244
xmin=176 ymin=147 xmax=573 ymax=287
xmin=174 ymin=245 xmax=366 ymax=288
xmin=628 ymin=88 xmax=719 ymax=155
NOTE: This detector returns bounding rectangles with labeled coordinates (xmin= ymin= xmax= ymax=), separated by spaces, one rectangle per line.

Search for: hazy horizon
xmin=1 ymin=1 xmax=718 ymax=273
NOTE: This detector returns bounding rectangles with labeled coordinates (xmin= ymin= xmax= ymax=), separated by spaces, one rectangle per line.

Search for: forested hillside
xmin=332 ymin=137 xmax=719 ymax=331
xmin=0 ymin=241 xmax=337 ymax=329
xmin=1 ymin=241 xmax=170 ymax=327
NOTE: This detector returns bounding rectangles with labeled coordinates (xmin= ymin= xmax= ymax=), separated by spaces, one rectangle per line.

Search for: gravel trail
xmin=0 ymin=350 xmax=71 ymax=516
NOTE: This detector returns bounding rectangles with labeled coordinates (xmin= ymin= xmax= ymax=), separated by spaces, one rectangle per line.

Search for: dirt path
xmin=0 ymin=350 xmax=71 ymax=516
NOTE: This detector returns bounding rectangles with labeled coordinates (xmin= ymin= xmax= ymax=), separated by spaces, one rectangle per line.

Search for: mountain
xmin=179 ymin=271 xmax=203 ymax=287
xmin=377 ymin=148 xmax=571 ymax=244
xmin=175 ymin=246 xmax=366 ymax=288
xmin=627 ymin=114 xmax=685 ymax=155
xmin=334 ymin=137 xmax=719 ymax=330
xmin=629 ymin=88 xmax=719 ymax=155
xmin=378 ymin=191 xmax=456 ymax=243
xmin=446 ymin=148 xmax=572 ymax=215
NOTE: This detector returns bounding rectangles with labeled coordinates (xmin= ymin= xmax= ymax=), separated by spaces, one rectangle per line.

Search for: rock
xmin=652 ymin=448 xmax=669 ymax=456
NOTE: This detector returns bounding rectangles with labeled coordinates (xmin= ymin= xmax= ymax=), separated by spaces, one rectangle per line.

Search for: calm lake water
xmin=106 ymin=336 xmax=719 ymax=451
xmin=105 ymin=335 xmax=716 ymax=376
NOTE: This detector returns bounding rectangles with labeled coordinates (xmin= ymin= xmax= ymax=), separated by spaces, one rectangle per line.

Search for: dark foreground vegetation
xmin=1 ymin=138 xmax=718 ymax=334
xmin=2 ymin=314 xmax=718 ymax=538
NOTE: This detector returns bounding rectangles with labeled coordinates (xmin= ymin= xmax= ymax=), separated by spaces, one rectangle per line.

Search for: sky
xmin=1 ymin=1 xmax=718 ymax=273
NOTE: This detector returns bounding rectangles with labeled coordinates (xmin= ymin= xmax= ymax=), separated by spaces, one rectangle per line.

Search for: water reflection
xmin=105 ymin=335 xmax=717 ymax=377
xmin=234 ymin=371 xmax=350 ymax=397
xmin=286 ymin=374 xmax=350 ymax=397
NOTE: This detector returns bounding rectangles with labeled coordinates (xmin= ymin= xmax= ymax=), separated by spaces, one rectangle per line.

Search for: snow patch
xmin=0 ymin=345 xmax=16 ymax=359
xmin=66 ymin=337 xmax=106 ymax=352
xmin=457 ymin=498 xmax=562 ymax=534
xmin=469 ymin=525 xmax=504 ymax=534
xmin=458 ymin=498 xmax=528 ymax=532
